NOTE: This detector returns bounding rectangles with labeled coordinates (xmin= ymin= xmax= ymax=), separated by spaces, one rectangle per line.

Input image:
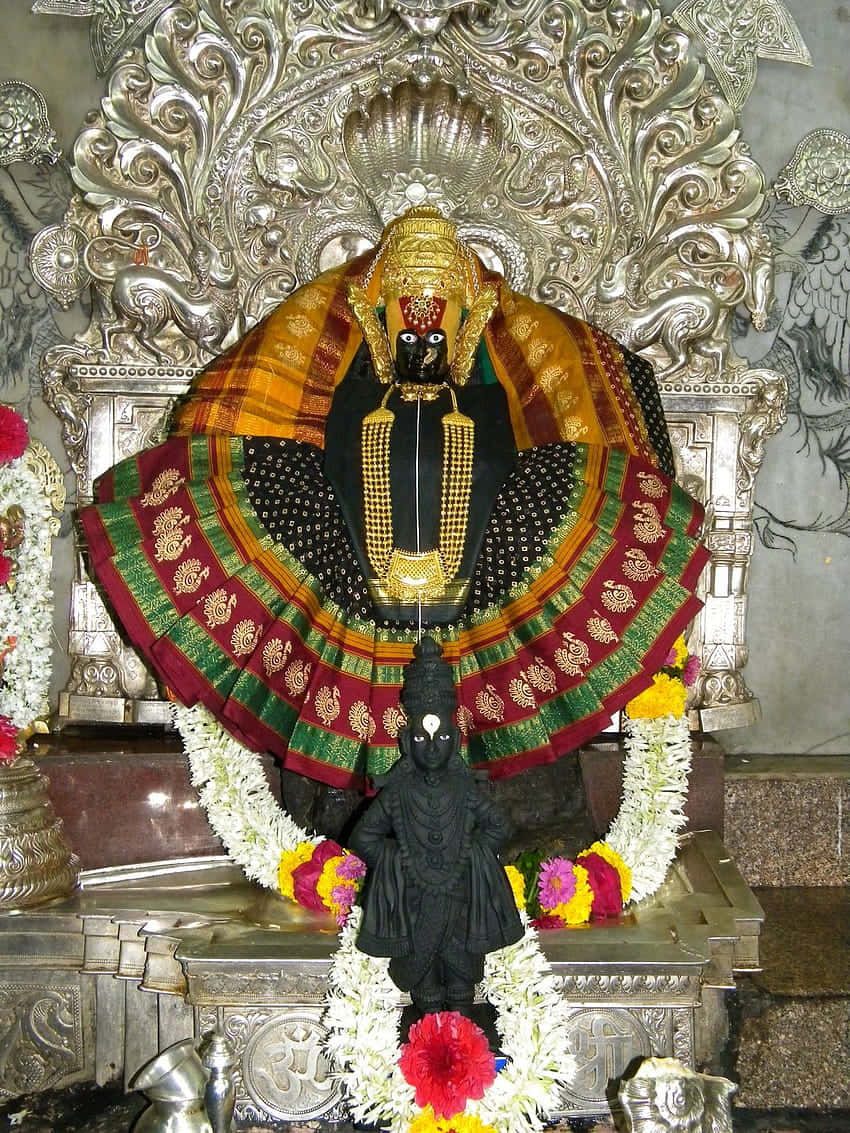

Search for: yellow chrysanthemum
xmin=504 ymin=864 xmax=526 ymax=911
xmin=277 ymin=840 xmax=315 ymax=900
xmin=671 ymin=635 xmax=688 ymax=667
xmin=578 ymin=840 xmax=632 ymax=903
xmin=316 ymin=854 xmax=346 ymax=915
xmin=409 ymin=1106 xmax=497 ymax=1133
xmin=625 ymin=673 xmax=687 ymax=720
xmin=548 ymin=863 xmax=593 ymax=925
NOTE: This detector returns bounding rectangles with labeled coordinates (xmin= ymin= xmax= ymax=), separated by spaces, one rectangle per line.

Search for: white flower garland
xmin=0 ymin=456 xmax=55 ymax=730
xmin=325 ymin=906 xmax=575 ymax=1133
xmin=606 ymin=714 xmax=692 ymax=902
xmin=174 ymin=703 xmax=692 ymax=1131
xmin=174 ymin=704 xmax=692 ymax=910
xmin=174 ymin=702 xmax=321 ymax=889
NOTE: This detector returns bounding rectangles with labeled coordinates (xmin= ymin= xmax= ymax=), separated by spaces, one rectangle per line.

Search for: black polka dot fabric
xmin=243 ymin=439 xmax=581 ymax=625
xmin=242 ymin=439 xmax=375 ymax=621
xmin=467 ymin=444 xmax=577 ymax=610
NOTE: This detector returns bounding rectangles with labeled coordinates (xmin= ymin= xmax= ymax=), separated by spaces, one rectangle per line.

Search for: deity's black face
xmin=403 ymin=711 xmax=459 ymax=774
xmin=394 ymin=328 xmax=450 ymax=384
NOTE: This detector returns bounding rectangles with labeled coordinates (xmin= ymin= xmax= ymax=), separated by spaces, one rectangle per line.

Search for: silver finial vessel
xmin=200 ymin=1030 xmax=237 ymax=1132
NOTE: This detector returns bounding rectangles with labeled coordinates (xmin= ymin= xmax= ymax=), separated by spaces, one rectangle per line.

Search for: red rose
xmin=580 ymin=851 xmax=623 ymax=919
xmin=292 ymin=839 xmax=344 ymax=912
xmin=0 ymin=715 xmax=19 ymax=763
xmin=0 ymin=407 xmax=28 ymax=465
xmin=399 ymin=1011 xmax=496 ymax=1118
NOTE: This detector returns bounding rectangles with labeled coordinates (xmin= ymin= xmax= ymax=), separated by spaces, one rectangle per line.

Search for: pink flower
xmin=292 ymin=839 xmax=344 ymax=912
xmin=336 ymin=853 xmax=366 ymax=880
xmin=538 ymin=856 xmax=577 ymax=910
xmin=0 ymin=407 xmax=28 ymax=465
xmin=399 ymin=1011 xmax=496 ymax=1117
xmin=0 ymin=716 xmax=18 ymax=763
xmin=579 ymin=852 xmax=623 ymax=919
xmin=682 ymin=654 xmax=701 ymax=687
xmin=0 ymin=556 xmax=11 ymax=586
xmin=664 ymin=645 xmax=677 ymax=667
xmin=331 ymin=882 xmax=355 ymax=907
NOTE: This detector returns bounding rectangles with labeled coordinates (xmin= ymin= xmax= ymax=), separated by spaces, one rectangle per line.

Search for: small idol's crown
xmin=380 ymin=206 xmax=469 ymax=307
xmin=400 ymin=635 xmax=458 ymax=718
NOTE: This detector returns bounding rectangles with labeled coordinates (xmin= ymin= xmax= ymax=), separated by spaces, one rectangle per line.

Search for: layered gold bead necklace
xmin=361 ymin=383 xmax=474 ymax=603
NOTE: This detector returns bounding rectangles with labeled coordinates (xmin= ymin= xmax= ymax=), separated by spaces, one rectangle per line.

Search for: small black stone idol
xmin=350 ymin=636 xmax=523 ymax=1021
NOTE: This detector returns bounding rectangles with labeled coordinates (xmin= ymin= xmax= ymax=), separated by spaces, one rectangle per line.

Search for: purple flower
xmin=682 ymin=655 xmax=701 ymax=687
xmin=331 ymin=883 xmax=355 ymax=908
xmin=337 ymin=853 xmax=366 ymax=880
xmin=538 ymin=856 xmax=577 ymax=910
xmin=664 ymin=646 xmax=677 ymax=667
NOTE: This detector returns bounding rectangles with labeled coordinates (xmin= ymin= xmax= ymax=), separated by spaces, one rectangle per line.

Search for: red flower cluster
xmin=0 ymin=716 xmax=19 ymax=763
xmin=579 ymin=852 xmax=623 ymax=919
xmin=399 ymin=1011 xmax=496 ymax=1118
xmin=0 ymin=556 xmax=11 ymax=586
xmin=0 ymin=407 xmax=28 ymax=466
xmin=292 ymin=839 xmax=344 ymax=912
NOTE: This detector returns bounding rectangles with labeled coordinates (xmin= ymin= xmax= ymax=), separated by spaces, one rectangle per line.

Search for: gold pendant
xmin=385 ymin=548 xmax=447 ymax=601
xmin=397 ymin=382 xmax=447 ymax=402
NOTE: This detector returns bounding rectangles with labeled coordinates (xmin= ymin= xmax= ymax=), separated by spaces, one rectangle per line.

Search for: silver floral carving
xmin=29 ymin=222 xmax=89 ymax=308
xmin=774 ymin=129 xmax=850 ymax=216
xmin=31 ymin=0 xmax=172 ymax=75
xmin=0 ymin=81 xmax=61 ymax=166
xmin=673 ymin=0 xmax=811 ymax=112
xmin=359 ymin=0 xmax=490 ymax=36
xmin=51 ymin=0 xmax=768 ymax=377
xmin=0 ymin=983 xmax=84 ymax=1096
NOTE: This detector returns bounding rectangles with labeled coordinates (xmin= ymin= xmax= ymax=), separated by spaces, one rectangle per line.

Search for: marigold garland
xmin=503 ymin=865 xmax=525 ymax=910
xmin=625 ymin=672 xmax=687 ymax=720
xmin=409 ymin=1107 xmax=497 ymax=1133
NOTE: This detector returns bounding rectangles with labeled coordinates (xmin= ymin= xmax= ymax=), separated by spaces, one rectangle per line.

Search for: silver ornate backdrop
xmin=30 ymin=0 xmax=786 ymax=730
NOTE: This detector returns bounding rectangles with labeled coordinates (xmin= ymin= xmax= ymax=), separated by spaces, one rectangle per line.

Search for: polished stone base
xmin=725 ymin=756 xmax=850 ymax=887
xmin=733 ymin=886 xmax=850 ymax=1110
xmin=0 ymin=832 xmax=761 ymax=1124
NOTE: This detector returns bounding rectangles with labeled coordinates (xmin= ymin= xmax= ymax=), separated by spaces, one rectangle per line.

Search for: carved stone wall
xmin=30 ymin=0 xmax=784 ymax=730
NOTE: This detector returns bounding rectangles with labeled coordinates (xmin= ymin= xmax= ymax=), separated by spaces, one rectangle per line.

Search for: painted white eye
xmin=400 ymin=331 xmax=418 ymax=344
xmin=426 ymin=331 xmax=445 ymax=345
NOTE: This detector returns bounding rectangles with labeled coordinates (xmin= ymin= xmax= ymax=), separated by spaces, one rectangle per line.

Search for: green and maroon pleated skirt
xmin=81 ymin=435 xmax=708 ymax=790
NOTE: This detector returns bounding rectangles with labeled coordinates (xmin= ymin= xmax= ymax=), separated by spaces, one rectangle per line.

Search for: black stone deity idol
xmin=350 ymin=637 xmax=524 ymax=1018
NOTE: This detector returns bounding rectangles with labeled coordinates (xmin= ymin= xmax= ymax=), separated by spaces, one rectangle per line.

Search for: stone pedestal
xmin=30 ymin=733 xmax=282 ymax=870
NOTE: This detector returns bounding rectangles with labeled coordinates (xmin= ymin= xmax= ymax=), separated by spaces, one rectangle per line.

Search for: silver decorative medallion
xmin=241 ymin=1014 xmax=341 ymax=1120
xmin=29 ymin=222 xmax=90 ymax=309
xmin=0 ymin=81 xmax=61 ymax=166
xmin=774 ymin=129 xmax=850 ymax=216
xmin=673 ymin=0 xmax=812 ymax=111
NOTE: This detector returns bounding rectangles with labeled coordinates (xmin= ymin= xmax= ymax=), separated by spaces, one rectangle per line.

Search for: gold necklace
xmin=361 ymin=385 xmax=474 ymax=603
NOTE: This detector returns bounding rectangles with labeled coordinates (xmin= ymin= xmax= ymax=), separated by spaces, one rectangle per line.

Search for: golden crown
xmin=380 ymin=206 xmax=470 ymax=306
